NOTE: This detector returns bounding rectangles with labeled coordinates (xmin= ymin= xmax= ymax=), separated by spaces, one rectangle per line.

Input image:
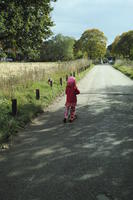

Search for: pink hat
xmin=67 ymin=76 xmax=76 ymax=86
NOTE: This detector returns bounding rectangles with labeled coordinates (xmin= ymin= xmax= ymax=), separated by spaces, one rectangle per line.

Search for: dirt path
xmin=0 ymin=64 xmax=133 ymax=200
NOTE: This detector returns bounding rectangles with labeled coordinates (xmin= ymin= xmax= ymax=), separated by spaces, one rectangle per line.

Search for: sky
xmin=51 ymin=0 xmax=133 ymax=45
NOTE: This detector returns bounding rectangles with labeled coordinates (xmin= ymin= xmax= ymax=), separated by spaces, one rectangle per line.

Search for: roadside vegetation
xmin=107 ymin=30 xmax=133 ymax=60
xmin=113 ymin=59 xmax=133 ymax=79
xmin=106 ymin=30 xmax=133 ymax=79
xmin=0 ymin=59 xmax=93 ymax=145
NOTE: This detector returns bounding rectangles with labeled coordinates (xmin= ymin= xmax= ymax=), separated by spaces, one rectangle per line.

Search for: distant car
xmin=108 ymin=59 xmax=114 ymax=64
xmin=6 ymin=58 xmax=13 ymax=62
xmin=0 ymin=57 xmax=13 ymax=62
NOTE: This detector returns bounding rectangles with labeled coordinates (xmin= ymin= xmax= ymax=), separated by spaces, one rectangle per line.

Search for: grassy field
xmin=0 ymin=59 xmax=89 ymax=78
xmin=0 ymin=59 xmax=92 ymax=146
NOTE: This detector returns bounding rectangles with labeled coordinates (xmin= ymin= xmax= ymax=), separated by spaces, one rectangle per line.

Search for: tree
xmin=110 ymin=36 xmax=120 ymax=58
xmin=111 ymin=31 xmax=133 ymax=60
xmin=40 ymin=34 xmax=75 ymax=61
xmin=77 ymin=29 xmax=107 ymax=59
xmin=73 ymin=39 xmax=84 ymax=59
xmin=106 ymin=44 xmax=112 ymax=57
xmin=0 ymin=0 xmax=56 ymax=61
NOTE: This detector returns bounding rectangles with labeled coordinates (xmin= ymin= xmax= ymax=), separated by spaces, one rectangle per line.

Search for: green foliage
xmin=73 ymin=39 xmax=84 ymax=59
xmin=40 ymin=34 xmax=75 ymax=61
xmin=106 ymin=44 xmax=112 ymax=58
xmin=111 ymin=31 xmax=133 ymax=60
xmin=111 ymin=35 xmax=120 ymax=57
xmin=0 ymin=0 xmax=56 ymax=61
xmin=0 ymin=47 xmax=7 ymax=59
xmin=74 ymin=29 xmax=107 ymax=59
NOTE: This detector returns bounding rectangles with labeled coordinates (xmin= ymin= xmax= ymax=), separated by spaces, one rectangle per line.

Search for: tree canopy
xmin=40 ymin=34 xmax=75 ymax=61
xmin=111 ymin=30 xmax=133 ymax=60
xmin=0 ymin=0 xmax=56 ymax=61
xmin=74 ymin=29 xmax=107 ymax=59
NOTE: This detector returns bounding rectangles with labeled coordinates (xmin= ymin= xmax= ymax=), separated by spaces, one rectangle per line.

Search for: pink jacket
xmin=65 ymin=85 xmax=80 ymax=106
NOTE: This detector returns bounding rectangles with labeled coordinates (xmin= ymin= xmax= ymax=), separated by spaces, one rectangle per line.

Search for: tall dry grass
xmin=0 ymin=59 xmax=91 ymax=77
xmin=0 ymin=59 xmax=91 ymax=98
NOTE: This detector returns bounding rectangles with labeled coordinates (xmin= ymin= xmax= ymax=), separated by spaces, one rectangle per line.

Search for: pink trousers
xmin=64 ymin=106 xmax=76 ymax=120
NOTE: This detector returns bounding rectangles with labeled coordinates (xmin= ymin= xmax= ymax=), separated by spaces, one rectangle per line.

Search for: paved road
xmin=0 ymin=64 xmax=133 ymax=200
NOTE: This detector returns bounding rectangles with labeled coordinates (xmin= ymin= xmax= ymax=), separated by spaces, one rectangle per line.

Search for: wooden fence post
xmin=66 ymin=75 xmax=68 ymax=81
xmin=50 ymin=80 xmax=53 ymax=87
xmin=12 ymin=99 xmax=17 ymax=116
xmin=60 ymin=78 xmax=63 ymax=86
xmin=36 ymin=89 xmax=40 ymax=100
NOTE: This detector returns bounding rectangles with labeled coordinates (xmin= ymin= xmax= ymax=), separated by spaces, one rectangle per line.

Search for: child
xmin=64 ymin=76 xmax=80 ymax=123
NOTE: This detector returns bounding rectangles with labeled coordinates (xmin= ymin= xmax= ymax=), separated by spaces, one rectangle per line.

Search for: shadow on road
xmin=0 ymin=85 xmax=133 ymax=200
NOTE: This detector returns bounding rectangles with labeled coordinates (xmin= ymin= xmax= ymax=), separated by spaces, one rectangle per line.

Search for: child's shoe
xmin=63 ymin=118 xmax=67 ymax=123
xmin=69 ymin=115 xmax=77 ymax=122
xmin=69 ymin=119 xmax=73 ymax=123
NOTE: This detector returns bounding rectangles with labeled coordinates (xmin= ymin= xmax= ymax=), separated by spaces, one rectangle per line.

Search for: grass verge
xmin=113 ymin=64 xmax=133 ymax=79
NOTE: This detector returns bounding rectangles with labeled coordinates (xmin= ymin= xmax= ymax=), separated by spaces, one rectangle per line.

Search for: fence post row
xmin=11 ymin=65 xmax=88 ymax=116
xmin=12 ymin=99 xmax=17 ymax=116
xmin=11 ymin=74 xmax=70 ymax=117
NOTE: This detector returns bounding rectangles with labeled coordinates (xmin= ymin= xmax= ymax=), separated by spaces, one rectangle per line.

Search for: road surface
xmin=0 ymin=64 xmax=133 ymax=200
